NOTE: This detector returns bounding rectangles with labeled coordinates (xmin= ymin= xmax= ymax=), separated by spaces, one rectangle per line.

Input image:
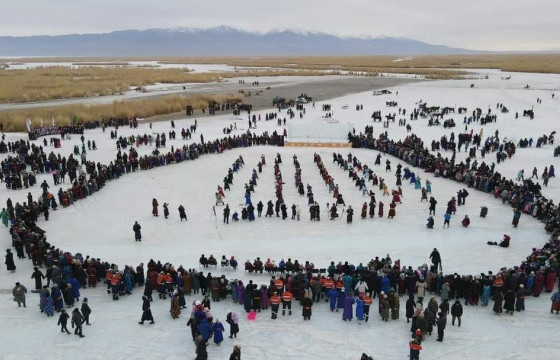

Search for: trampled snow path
xmin=0 ymin=70 xmax=559 ymax=359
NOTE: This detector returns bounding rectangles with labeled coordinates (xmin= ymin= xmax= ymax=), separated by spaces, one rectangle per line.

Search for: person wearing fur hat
xmin=139 ymin=295 xmax=154 ymax=324
xmin=229 ymin=345 xmax=241 ymax=360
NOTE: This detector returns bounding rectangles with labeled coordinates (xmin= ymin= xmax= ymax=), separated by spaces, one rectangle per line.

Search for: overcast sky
xmin=2 ymin=0 xmax=558 ymax=51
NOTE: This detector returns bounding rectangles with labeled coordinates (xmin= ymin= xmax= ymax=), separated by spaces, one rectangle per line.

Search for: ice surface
xmin=0 ymin=70 xmax=559 ymax=360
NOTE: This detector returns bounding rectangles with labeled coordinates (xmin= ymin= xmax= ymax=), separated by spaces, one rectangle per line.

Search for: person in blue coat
xmin=52 ymin=285 xmax=63 ymax=311
xmin=326 ymin=288 xmax=339 ymax=312
xmin=336 ymin=289 xmax=346 ymax=312
xmin=212 ymin=319 xmax=225 ymax=346
xmin=342 ymin=293 xmax=355 ymax=321
xmin=69 ymin=277 xmax=81 ymax=302
xmin=198 ymin=318 xmax=213 ymax=343
xmin=356 ymin=296 xmax=365 ymax=323
xmin=380 ymin=276 xmax=390 ymax=295
xmin=124 ymin=271 xmax=133 ymax=295
xmin=343 ymin=274 xmax=353 ymax=294
xmin=481 ymin=284 xmax=491 ymax=306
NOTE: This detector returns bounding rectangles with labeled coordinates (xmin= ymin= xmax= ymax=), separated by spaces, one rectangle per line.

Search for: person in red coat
xmin=152 ymin=198 xmax=159 ymax=216
xmin=545 ymin=270 xmax=557 ymax=293
xmin=378 ymin=202 xmax=384 ymax=217
xmin=532 ymin=271 xmax=545 ymax=296
xmin=461 ymin=215 xmax=470 ymax=227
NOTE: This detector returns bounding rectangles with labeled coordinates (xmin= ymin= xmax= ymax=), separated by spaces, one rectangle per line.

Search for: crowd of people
xmin=2 ymin=92 xmax=560 ymax=359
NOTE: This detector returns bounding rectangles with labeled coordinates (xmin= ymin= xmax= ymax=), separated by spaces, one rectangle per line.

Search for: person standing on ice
xmin=409 ymin=329 xmax=423 ymax=360
xmin=342 ymin=292 xmax=355 ymax=321
xmin=12 ymin=282 xmax=27 ymax=307
xmin=71 ymin=308 xmax=85 ymax=337
xmin=163 ymin=203 xmax=169 ymax=219
xmin=512 ymin=209 xmax=521 ymax=227
xmin=81 ymin=298 xmax=91 ymax=325
xmin=429 ymin=248 xmax=441 ymax=272
xmin=223 ymin=205 xmax=230 ymax=224
xmin=139 ymin=295 xmax=154 ymax=324
xmin=226 ymin=310 xmax=239 ymax=338
xmin=5 ymin=249 xmax=15 ymax=272
xmin=178 ymin=205 xmax=187 ymax=221
xmin=229 ymin=345 xmax=241 ymax=360
xmin=58 ymin=309 xmax=70 ymax=334
xmin=152 ymin=198 xmax=159 ymax=216
xmin=301 ymin=292 xmax=313 ymax=320
xmin=133 ymin=221 xmax=142 ymax=242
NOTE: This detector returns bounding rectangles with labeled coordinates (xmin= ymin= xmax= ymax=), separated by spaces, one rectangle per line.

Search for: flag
xmin=40 ymin=117 xmax=44 ymax=127
xmin=26 ymin=118 xmax=32 ymax=132
xmin=52 ymin=115 xmax=55 ymax=127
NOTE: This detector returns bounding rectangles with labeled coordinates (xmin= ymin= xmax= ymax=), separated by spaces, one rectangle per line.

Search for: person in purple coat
xmin=236 ymin=281 xmax=244 ymax=304
xmin=260 ymin=286 xmax=269 ymax=310
xmin=342 ymin=292 xmax=356 ymax=321
xmin=336 ymin=289 xmax=345 ymax=312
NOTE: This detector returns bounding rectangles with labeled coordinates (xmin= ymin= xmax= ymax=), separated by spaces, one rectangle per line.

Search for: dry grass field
xmin=0 ymin=67 xmax=324 ymax=103
xmin=0 ymin=93 xmax=243 ymax=132
xmin=154 ymin=54 xmax=560 ymax=74
xmin=1 ymin=54 xmax=558 ymax=132
xmin=7 ymin=54 xmax=559 ymax=73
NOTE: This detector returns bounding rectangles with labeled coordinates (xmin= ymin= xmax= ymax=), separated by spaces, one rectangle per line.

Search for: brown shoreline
xmin=144 ymin=76 xmax=422 ymax=123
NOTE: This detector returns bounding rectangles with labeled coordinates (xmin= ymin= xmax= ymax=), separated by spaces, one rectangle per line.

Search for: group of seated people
xmin=199 ymin=254 xmax=239 ymax=270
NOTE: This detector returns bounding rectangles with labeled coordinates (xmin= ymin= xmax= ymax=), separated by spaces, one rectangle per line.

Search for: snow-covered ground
xmin=0 ymin=71 xmax=559 ymax=360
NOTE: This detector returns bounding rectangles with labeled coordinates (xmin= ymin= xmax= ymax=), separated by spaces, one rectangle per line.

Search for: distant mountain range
xmin=0 ymin=26 xmax=478 ymax=56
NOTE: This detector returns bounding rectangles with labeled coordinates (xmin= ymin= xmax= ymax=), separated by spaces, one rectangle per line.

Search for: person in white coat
xmin=355 ymin=280 xmax=369 ymax=298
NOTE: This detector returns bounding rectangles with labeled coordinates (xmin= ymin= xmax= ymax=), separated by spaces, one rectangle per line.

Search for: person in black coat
xmin=31 ymin=267 xmax=45 ymax=290
xmin=451 ymin=300 xmax=463 ymax=326
xmin=81 ymin=298 xmax=92 ymax=325
xmin=229 ymin=345 xmax=241 ymax=360
xmin=266 ymin=201 xmax=274 ymax=217
xmin=436 ymin=312 xmax=446 ymax=342
xmin=187 ymin=316 xmax=199 ymax=341
xmin=406 ymin=294 xmax=416 ymax=323
xmin=71 ymin=308 xmax=85 ymax=337
xmin=429 ymin=197 xmax=437 ymax=215
xmin=143 ymin=278 xmax=153 ymax=301
xmin=58 ymin=309 xmax=70 ymax=334
xmin=195 ymin=335 xmax=208 ymax=360
xmin=163 ymin=203 xmax=170 ymax=219
xmin=178 ymin=205 xmax=187 ymax=221
xmin=257 ymin=201 xmax=263 ymax=217
xmin=223 ymin=204 xmax=230 ymax=224
xmin=504 ymin=289 xmax=516 ymax=315
xmin=429 ymin=248 xmax=441 ymax=272
xmin=139 ymin=295 xmax=154 ymax=324
xmin=133 ymin=221 xmax=142 ymax=242
xmin=5 ymin=249 xmax=16 ymax=272
xmin=301 ymin=293 xmax=313 ymax=320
